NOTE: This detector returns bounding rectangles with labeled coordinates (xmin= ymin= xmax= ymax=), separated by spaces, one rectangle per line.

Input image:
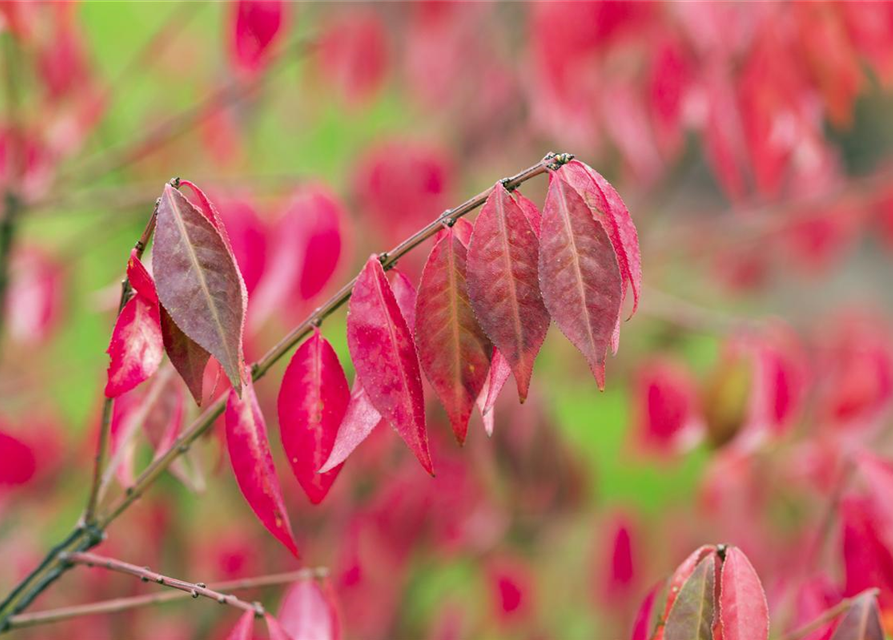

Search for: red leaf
xmin=555 ymin=159 xmax=641 ymax=317
xmin=719 ymin=547 xmax=769 ymax=640
xmin=829 ymin=593 xmax=884 ymax=640
xmin=104 ymin=290 xmax=163 ymax=398
xmin=389 ymin=269 xmax=417 ymax=330
xmin=154 ymin=184 xmax=246 ymax=392
xmin=635 ymin=358 xmax=701 ymax=453
xmin=265 ymin=614 xmax=294 ymax=640
xmin=216 ymin=198 xmax=269 ymax=296
xmin=475 ymin=347 xmax=511 ymax=437
xmin=467 ymin=184 xmax=549 ymax=402
xmin=540 ymin=173 xmax=622 ymax=389
xmin=318 ymin=381 xmax=384 ymax=474
xmin=225 ymin=610 xmax=255 ymax=640
xmin=0 ymin=429 xmax=36 ymax=485
xmin=278 ymin=328 xmax=350 ymax=504
xmin=278 ymin=579 xmax=341 ymax=640
xmin=416 ymin=228 xmax=492 ymax=444
xmin=231 ymin=0 xmax=285 ymax=73
xmin=347 ymin=257 xmax=432 ymax=474
xmin=160 ymin=306 xmax=211 ymax=406
xmin=225 ymin=379 xmax=298 ymax=557
xmin=664 ymin=554 xmax=716 ymax=640
xmin=318 ymin=11 xmax=390 ymax=106
xmin=126 ymin=251 xmax=157 ymax=304
xmin=631 ymin=583 xmax=661 ymax=640
xmin=513 ymin=190 xmax=542 ymax=238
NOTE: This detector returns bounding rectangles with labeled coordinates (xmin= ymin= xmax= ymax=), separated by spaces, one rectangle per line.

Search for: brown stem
xmin=778 ymin=589 xmax=877 ymax=640
xmin=63 ymin=552 xmax=263 ymax=617
xmin=0 ymin=152 xmax=568 ymax=631
xmin=82 ymin=201 xmax=160 ymax=525
xmin=5 ymin=567 xmax=327 ymax=630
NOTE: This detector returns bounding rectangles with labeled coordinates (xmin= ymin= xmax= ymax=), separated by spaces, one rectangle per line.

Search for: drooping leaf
xmin=555 ymin=159 xmax=641 ymax=316
xmin=278 ymin=328 xmax=350 ymax=504
xmin=475 ymin=347 xmax=512 ymax=437
xmin=226 ymin=610 xmax=255 ymax=640
xmin=231 ymin=0 xmax=285 ymax=73
xmin=265 ymin=614 xmax=294 ymax=640
xmin=631 ymin=582 xmax=662 ymax=640
xmin=160 ymin=306 xmax=211 ymax=406
xmin=829 ymin=592 xmax=884 ymax=640
xmin=104 ymin=288 xmax=163 ymax=398
xmin=154 ymin=184 xmax=246 ymax=392
xmin=225 ymin=378 xmax=298 ymax=557
xmin=347 ymin=257 xmax=432 ymax=474
xmin=467 ymin=184 xmax=549 ymax=402
xmin=720 ymin=547 xmax=769 ymax=640
xmin=416 ymin=228 xmax=492 ymax=444
xmin=318 ymin=381 xmax=384 ymax=474
xmin=539 ymin=174 xmax=622 ymax=389
xmin=278 ymin=578 xmax=341 ymax=640
xmin=390 ymin=269 xmax=417 ymax=330
xmin=126 ymin=250 xmax=156 ymax=303
xmin=513 ymin=190 xmax=542 ymax=238
xmin=664 ymin=554 xmax=716 ymax=640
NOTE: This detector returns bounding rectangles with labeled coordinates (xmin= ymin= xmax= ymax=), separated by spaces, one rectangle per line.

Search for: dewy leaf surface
xmin=540 ymin=174 xmax=622 ymax=389
xmin=225 ymin=378 xmax=298 ymax=557
xmin=154 ymin=184 xmax=246 ymax=392
xmin=829 ymin=592 xmax=884 ymax=640
xmin=416 ymin=228 xmax=491 ymax=444
xmin=556 ymin=159 xmax=642 ymax=316
xmin=104 ymin=290 xmax=163 ymax=398
xmin=467 ymin=184 xmax=549 ymax=402
xmin=719 ymin=547 xmax=769 ymax=640
xmin=347 ymin=256 xmax=432 ymax=474
xmin=664 ymin=554 xmax=716 ymax=640
xmin=278 ymin=578 xmax=341 ymax=640
xmin=318 ymin=381 xmax=384 ymax=473
xmin=278 ymin=328 xmax=350 ymax=504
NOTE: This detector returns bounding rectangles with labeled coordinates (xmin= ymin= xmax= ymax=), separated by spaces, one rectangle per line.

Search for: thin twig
xmin=5 ymin=568 xmax=327 ymax=630
xmin=82 ymin=200 xmax=160 ymax=525
xmin=62 ymin=552 xmax=263 ymax=617
xmin=0 ymin=152 xmax=567 ymax=630
xmin=778 ymin=589 xmax=877 ymax=640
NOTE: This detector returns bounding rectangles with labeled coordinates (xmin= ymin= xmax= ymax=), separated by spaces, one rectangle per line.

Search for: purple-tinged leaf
xmin=475 ymin=348 xmax=512 ymax=437
xmin=226 ymin=378 xmax=298 ymax=557
xmin=279 ymin=578 xmax=341 ymax=640
xmin=720 ymin=546 xmax=769 ymax=640
xmin=555 ymin=159 xmax=641 ymax=317
xmin=658 ymin=546 xmax=718 ymax=633
xmin=664 ymin=554 xmax=716 ymax=640
xmin=467 ymin=184 xmax=549 ymax=402
xmin=319 ymin=381 xmax=384 ymax=473
xmin=154 ymin=184 xmax=246 ymax=392
xmin=829 ymin=592 xmax=884 ymax=640
xmin=416 ymin=228 xmax=491 ymax=444
xmin=226 ymin=610 xmax=255 ymax=640
xmin=278 ymin=328 xmax=350 ymax=504
xmin=347 ymin=256 xmax=432 ymax=475
xmin=540 ymin=174 xmax=622 ymax=389
xmin=160 ymin=306 xmax=211 ymax=406
xmin=104 ymin=291 xmax=163 ymax=398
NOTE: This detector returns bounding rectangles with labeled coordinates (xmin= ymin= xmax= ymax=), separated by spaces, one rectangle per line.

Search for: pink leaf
xmin=225 ymin=610 xmax=255 ymax=640
xmin=317 ymin=11 xmax=390 ymax=106
xmin=154 ymin=184 xmax=246 ymax=392
xmin=475 ymin=347 xmax=512 ymax=437
xmin=347 ymin=256 xmax=432 ymax=475
xmin=231 ymin=0 xmax=285 ymax=73
xmin=318 ymin=381 xmax=384 ymax=474
xmin=513 ymin=190 xmax=542 ymax=238
xmin=540 ymin=173 xmax=622 ymax=389
xmin=0 ymin=429 xmax=36 ymax=485
xmin=278 ymin=328 xmax=350 ymax=504
xmin=226 ymin=379 xmax=298 ymax=557
xmin=467 ymin=184 xmax=549 ymax=402
xmin=265 ymin=614 xmax=294 ymax=640
xmin=720 ymin=547 xmax=769 ymax=640
xmin=829 ymin=592 xmax=884 ymax=640
xmin=278 ymin=579 xmax=341 ymax=640
xmin=555 ymin=159 xmax=641 ymax=317
xmin=631 ymin=583 xmax=661 ymax=640
xmin=104 ymin=291 xmax=163 ymax=398
xmin=416 ymin=228 xmax=492 ymax=444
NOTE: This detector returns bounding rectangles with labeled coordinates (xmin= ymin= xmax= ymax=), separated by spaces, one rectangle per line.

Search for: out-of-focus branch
xmin=4 ymin=567 xmax=328 ymax=630
xmin=779 ymin=588 xmax=878 ymax=640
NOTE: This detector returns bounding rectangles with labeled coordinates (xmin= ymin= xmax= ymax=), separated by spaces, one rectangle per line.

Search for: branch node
xmin=177 ymin=443 xmax=189 ymax=454
xmin=168 ymin=177 xmax=180 ymax=189
xmin=499 ymin=177 xmax=517 ymax=192
xmin=377 ymin=251 xmax=388 ymax=265
xmin=217 ymin=596 xmax=226 ymax=604
xmin=197 ymin=583 xmax=206 ymax=588
xmin=156 ymin=577 xmax=164 ymax=585
xmin=190 ymin=589 xmax=198 ymax=599
xmin=253 ymin=602 xmax=265 ymax=618
xmin=546 ymin=152 xmax=574 ymax=171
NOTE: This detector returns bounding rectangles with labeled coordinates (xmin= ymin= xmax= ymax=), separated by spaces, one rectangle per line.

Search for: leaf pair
xmin=656 ymin=545 xmax=768 ymax=640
